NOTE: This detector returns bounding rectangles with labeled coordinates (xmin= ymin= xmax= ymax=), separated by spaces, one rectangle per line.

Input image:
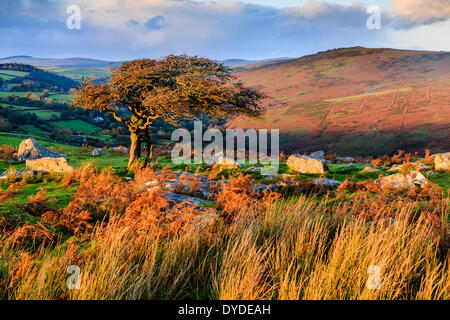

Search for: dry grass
xmin=1 ymin=184 xmax=448 ymax=300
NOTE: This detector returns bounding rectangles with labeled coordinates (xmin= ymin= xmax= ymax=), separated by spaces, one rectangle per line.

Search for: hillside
xmin=0 ymin=56 xmax=119 ymax=68
xmin=0 ymin=63 xmax=78 ymax=91
xmin=227 ymin=47 xmax=450 ymax=156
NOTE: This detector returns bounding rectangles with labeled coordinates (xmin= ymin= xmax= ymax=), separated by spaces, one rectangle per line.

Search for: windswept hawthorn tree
xmin=73 ymin=55 xmax=265 ymax=170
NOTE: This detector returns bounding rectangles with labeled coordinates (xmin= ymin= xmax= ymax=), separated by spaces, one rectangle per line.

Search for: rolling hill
xmin=227 ymin=47 xmax=450 ymax=156
xmin=0 ymin=56 xmax=119 ymax=68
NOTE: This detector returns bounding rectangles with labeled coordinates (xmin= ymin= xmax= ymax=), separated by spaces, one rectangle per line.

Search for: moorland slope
xmin=228 ymin=47 xmax=450 ymax=156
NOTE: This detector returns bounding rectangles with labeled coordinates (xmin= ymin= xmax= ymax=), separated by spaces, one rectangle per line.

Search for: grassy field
xmin=0 ymin=74 xmax=15 ymax=81
xmin=47 ymin=93 xmax=74 ymax=103
xmin=18 ymin=125 xmax=50 ymax=136
xmin=0 ymin=146 xmax=448 ymax=300
xmin=50 ymin=120 xmax=101 ymax=134
xmin=0 ymin=91 xmax=42 ymax=98
xmin=0 ymin=70 xmax=29 ymax=80
xmin=0 ymin=103 xmax=38 ymax=111
xmin=0 ymin=92 xmax=73 ymax=104
xmin=47 ymin=67 xmax=110 ymax=82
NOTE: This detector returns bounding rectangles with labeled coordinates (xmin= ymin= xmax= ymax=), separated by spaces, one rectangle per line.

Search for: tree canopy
xmin=73 ymin=55 xmax=266 ymax=169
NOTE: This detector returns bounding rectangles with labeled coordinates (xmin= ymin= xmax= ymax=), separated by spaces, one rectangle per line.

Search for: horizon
xmin=2 ymin=45 xmax=449 ymax=65
xmin=1 ymin=0 xmax=449 ymax=61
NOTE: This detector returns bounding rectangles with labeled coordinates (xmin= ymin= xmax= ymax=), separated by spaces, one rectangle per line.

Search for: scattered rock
xmin=26 ymin=157 xmax=74 ymax=173
xmin=164 ymin=193 xmax=211 ymax=206
xmin=312 ymin=178 xmax=342 ymax=187
xmin=388 ymin=162 xmax=431 ymax=172
xmin=360 ymin=167 xmax=380 ymax=173
xmin=279 ymin=173 xmax=296 ymax=180
xmin=146 ymin=171 xmax=216 ymax=199
xmin=244 ymin=165 xmax=262 ymax=173
xmin=311 ymin=150 xmax=325 ymax=158
xmin=18 ymin=138 xmax=66 ymax=161
xmin=378 ymin=171 xmax=427 ymax=189
xmin=337 ymin=156 xmax=355 ymax=163
xmin=214 ymin=153 xmax=240 ymax=169
xmin=0 ymin=170 xmax=48 ymax=180
xmin=335 ymin=165 xmax=358 ymax=172
xmin=92 ymin=148 xmax=106 ymax=156
xmin=111 ymin=146 xmax=129 ymax=154
xmin=433 ymin=152 xmax=450 ymax=171
xmin=287 ymin=154 xmax=327 ymax=174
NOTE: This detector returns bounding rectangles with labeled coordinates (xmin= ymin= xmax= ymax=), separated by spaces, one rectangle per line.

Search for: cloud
xmin=144 ymin=16 xmax=167 ymax=30
xmin=392 ymin=0 xmax=450 ymax=25
xmin=0 ymin=0 xmax=448 ymax=60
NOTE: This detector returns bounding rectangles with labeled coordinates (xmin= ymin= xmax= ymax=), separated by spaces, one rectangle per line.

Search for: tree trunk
xmin=144 ymin=126 xmax=153 ymax=166
xmin=127 ymin=131 xmax=143 ymax=170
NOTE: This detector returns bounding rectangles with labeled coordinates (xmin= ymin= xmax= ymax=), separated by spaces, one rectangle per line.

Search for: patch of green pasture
xmin=28 ymin=110 xmax=62 ymax=121
xmin=0 ymin=74 xmax=15 ymax=81
xmin=19 ymin=125 xmax=50 ymax=136
xmin=47 ymin=93 xmax=74 ymax=103
xmin=0 ymin=70 xmax=29 ymax=77
xmin=51 ymin=120 xmax=101 ymax=135
xmin=0 ymin=182 xmax=76 ymax=218
xmin=48 ymin=67 xmax=110 ymax=82
xmin=67 ymin=152 xmax=129 ymax=171
xmin=0 ymin=103 xmax=39 ymax=111
xmin=0 ymin=91 xmax=42 ymax=98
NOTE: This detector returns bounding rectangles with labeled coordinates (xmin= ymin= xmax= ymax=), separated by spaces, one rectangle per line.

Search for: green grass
xmin=0 ymin=70 xmax=29 ymax=81
xmin=19 ymin=125 xmax=50 ymax=136
xmin=47 ymin=93 xmax=74 ymax=103
xmin=50 ymin=120 xmax=101 ymax=134
xmin=0 ymin=182 xmax=76 ymax=219
xmin=0 ymin=74 xmax=15 ymax=81
xmin=0 ymin=70 xmax=29 ymax=77
xmin=47 ymin=67 xmax=110 ymax=82
xmin=0 ymin=91 xmax=42 ymax=98
xmin=28 ymin=110 xmax=62 ymax=121
xmin=0 ymin=103 xmax=39 ymax=111
xmin=67 ymin=152 xmax=129 ymax=171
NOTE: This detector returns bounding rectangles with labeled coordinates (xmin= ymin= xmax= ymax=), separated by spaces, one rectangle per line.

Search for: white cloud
xmin=0 ymin=0 xmax=448 ymax=60
xmin=387 ymin=19 xmax=450 ymax=51
xmin=392 ymin=0 xmax=450 ymax=25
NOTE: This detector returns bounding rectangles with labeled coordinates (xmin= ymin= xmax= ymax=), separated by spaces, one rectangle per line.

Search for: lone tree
xmin=73 ymin=55 xmax=265 ymax=170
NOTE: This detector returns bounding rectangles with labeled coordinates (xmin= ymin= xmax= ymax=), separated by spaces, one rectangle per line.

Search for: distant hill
xmin=221 ymin=57 xmax=291 ymax=69
xmin=0 ymin=56 xmax=120 ymax=68
xmin=0 ymin=55 xmax=290 ymax=70
xmin=0 ymin=63 xmax=78 ymax=91
xmin=227 ymin=47 xmax=450 ymax=156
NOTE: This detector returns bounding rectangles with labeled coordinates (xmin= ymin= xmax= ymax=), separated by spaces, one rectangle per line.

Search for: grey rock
xmin=26 ymin=157 xmax=74 ymax=173
xmin=311 ymin=150 xmax=325 ymax=158
xmin=287 ymin=154 xmax=327 ymax=174
xmin=164 ymin=193 xmax=211 ymax=206
xmin=337 ymin=156 xmax=355 ymax=163
xmin=433 ymin=152 xmax=450 ymax=171
xmin=312 ymin=178 xmax=342 ymax=187
xmin=18 ymin=138 xmax=66 ymax=161
xmin=360 ymin=167 xmax=380 ymax=173
xmin=378 ymin=171 xmax=427 ymax=189
xmin=92 ymin=148 xmax=106 ymax=156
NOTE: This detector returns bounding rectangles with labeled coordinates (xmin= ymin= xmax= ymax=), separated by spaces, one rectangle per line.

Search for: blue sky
xmin=0 ymin=0 xmax=449 ymax=61
xmin=195 ymin=0 xmax=392 ymax=9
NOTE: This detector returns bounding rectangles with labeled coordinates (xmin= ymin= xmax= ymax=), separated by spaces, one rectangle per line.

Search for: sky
xmin=0 ymin=0 xmax=449 ymax=61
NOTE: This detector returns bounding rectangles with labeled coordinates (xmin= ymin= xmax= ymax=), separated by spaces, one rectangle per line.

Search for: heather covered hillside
xmin=228 ymin=47 xmax=450 ymax=156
